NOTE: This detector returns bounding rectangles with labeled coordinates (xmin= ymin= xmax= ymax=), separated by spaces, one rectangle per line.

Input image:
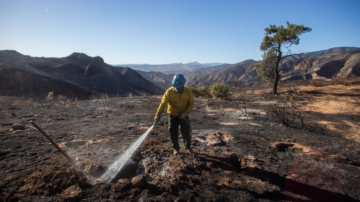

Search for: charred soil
xmin=1 ymin=81 xmax=360 ymax=201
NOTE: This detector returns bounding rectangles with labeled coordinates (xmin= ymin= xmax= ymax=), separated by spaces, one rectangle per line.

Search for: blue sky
xmin=1 ymin=0 xmax=359 ymax=64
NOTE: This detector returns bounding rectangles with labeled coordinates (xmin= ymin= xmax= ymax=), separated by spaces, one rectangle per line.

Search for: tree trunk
xmin=273 ymin=68 xmax=278 ymax=94
xmin=273 ymin=46 xmax=282 ymax=95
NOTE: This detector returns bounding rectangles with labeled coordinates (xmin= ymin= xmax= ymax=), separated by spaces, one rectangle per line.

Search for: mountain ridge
xmin=0 ymin=51 xmax=163 ymax=99
xmin=125 ymin=47 xmax=360 ymax=88
xmin=186 ymin=47 xmax=360 ymax=86
xmin=1 ymin=47 xmax=359 ymax=98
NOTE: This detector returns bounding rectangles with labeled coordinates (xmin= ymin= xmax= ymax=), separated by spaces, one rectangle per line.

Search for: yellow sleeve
xmin=155 ymin=89 xmax=170 ymax=116
xmin=184 ymin=88 xmax=194 ymax=115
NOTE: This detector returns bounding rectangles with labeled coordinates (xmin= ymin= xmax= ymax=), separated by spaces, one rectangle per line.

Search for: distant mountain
xmin=136 ymin=71 xmax=174 ymax=90
xmin=118 ymin=62 xmax=224 ymax=76
xmin=187 ymin=47 xmax=360 ymax=86
xmin=187 ymin=63 xmax=232 ymax=77
xmin=1 ymin=47 xmax=359 ymax=99
xmin=0 ymin=51 xmax=163 ymax=99
xmin=301 ymin=47 xmax=360 ymax=58
xmin=281 ymin=47 xmax=360 ymax=81
xmin=187 ymin=60 xmax=258 ymax=86
xmin=135 ymin=63 xmax=233 ymax=90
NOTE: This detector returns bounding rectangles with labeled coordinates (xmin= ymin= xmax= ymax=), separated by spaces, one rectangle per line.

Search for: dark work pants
xmin=168 ymin=115 xmax=191 ymax=151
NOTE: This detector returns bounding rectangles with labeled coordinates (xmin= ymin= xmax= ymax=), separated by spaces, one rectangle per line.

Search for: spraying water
xmin=99 ymin=123 xmax=155 ymax=183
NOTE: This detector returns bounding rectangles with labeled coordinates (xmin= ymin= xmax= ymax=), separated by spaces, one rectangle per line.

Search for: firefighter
xmin=154 ymin=73 xmax=194 ymax=155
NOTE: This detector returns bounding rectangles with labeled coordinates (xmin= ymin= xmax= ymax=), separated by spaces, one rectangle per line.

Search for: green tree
xmin=256 ymin=22 xmax=311 ymax=94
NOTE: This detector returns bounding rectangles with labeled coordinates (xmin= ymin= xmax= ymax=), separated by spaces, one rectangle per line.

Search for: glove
xmin=154 ymin=115 xmax=160 ymax=123
xmin=179 ymin=112 xmax=187 ymax=119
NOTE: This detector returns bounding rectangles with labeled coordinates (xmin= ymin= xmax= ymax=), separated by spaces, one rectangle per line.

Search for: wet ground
xmin=1 ymin=82 xmax=360 ymax=201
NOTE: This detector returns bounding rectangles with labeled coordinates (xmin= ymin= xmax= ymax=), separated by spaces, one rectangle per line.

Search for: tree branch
xmin=286 ymin=54 xmax=309 ymax=66
xmin=281 ymin=53 xmax=311 ymax=75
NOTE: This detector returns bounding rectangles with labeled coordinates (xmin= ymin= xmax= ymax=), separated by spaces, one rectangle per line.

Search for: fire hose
xmin=30 ymin=120 xmax=82 ymax=179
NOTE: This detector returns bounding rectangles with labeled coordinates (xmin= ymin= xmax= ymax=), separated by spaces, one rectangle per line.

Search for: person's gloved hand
xmin=179 ymin=112 xmax=187 ymax=119
xmin=154 ymin=115 xmax=160 ymax=123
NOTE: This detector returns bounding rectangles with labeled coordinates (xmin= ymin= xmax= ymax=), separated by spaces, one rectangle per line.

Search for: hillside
xmin=1 ymin=47 xmax=359 ymax=99
xmin=188 ymin=60 xmax=257 ymax=86
xmin=187 ymin=47 xmax=360 ymax=86
xmin=136 ymin=71 xmax=175 ymax=91
xmin=0 ymin=51 xmax=163 ymax=99
xmin=282 ymin=48 xmax=360 ymax=81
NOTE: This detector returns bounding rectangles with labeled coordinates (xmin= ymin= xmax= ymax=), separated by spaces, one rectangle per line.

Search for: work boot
xmin=173 ymin=150 xmax=179 ymax=155
xmin=186 ymin=148 xmax=194 ymax=153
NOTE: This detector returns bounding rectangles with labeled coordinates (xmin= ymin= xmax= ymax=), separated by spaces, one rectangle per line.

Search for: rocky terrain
xmin=1 ymin=79 xmax=359 ymax=201
xmin=0 ymin=51 xmax=163 ymax=99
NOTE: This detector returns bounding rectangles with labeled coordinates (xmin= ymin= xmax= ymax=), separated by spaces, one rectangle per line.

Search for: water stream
xmin=99 ymin=124 xmax=155 ymax=183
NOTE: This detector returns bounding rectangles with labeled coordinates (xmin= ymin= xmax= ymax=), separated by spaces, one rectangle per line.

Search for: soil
xmin=1 ymin=81 xmax=360 ymax=202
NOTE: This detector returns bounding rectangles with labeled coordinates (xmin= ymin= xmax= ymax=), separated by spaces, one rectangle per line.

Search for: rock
xmin=117 ymin=178 xmax=130 ymax=184
xmin=114 ymin=162 xmax=138 ymax=179
xmin=113 ymin=179 xmax=132 ymax=192
xmin=12 ymin=124 xmax=25 ymax=131
xmin=131 ymin=175 xmax=147 ymax=188
xmin=61 ymin=185 xmax=83 ymax=200
xmin=78 ymin=177 xmax=93 ymax=189
xmin=158 ymin=180 xmax=173 ymax=192
xmin=206 ymin=132 xmax=226 ymax=146
xmin=83 ymin=164 xmax=106 ymax=178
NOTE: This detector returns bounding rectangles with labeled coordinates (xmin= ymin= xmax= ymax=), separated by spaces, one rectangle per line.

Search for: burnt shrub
xmin=267 ymin=103 xmax=304 ymax=127
xmin=308 ymin=79 xmax=329 ymax=87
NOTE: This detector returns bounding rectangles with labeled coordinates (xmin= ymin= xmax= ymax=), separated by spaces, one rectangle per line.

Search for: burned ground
xmin=0 ymin=80 xmax=360 ymax=201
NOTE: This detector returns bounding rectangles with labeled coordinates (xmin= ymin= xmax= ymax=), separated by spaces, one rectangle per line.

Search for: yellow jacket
xmin=155 ymin=86 xmax=194 ymax=116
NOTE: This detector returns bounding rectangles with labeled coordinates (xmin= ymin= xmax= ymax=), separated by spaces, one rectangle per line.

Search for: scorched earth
xmin=1 ymin=81 xmax=360 ymax=201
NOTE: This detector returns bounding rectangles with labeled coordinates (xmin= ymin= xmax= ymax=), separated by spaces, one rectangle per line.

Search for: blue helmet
xmin=172 ymin=73 xmax=186 ymax=89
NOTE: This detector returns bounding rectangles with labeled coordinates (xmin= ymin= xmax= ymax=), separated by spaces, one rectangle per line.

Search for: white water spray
xmin=99 ymin=123 xmax=155 ymax=183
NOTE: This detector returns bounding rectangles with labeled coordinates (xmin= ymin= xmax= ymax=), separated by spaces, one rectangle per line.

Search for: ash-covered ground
xmin=1 ymin=82 xmax=360 ymax=201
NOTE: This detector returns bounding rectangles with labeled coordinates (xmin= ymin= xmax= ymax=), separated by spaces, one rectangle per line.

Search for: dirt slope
xmin=0 ymin=80 xmax=359 ymax=201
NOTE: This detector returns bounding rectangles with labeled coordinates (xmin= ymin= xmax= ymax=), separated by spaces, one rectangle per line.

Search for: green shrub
xmin=189 ymin=85 xmax=211 ymax=98
xmin=197 ymin=85 xmax=211 ymax=97
xmin=209 ymin=83 xmax=230 ymax=99
xmin=189 ymin=83 xmax=230 ymax=99
xmin=189 ymin=86 xmax=198 ymax=96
